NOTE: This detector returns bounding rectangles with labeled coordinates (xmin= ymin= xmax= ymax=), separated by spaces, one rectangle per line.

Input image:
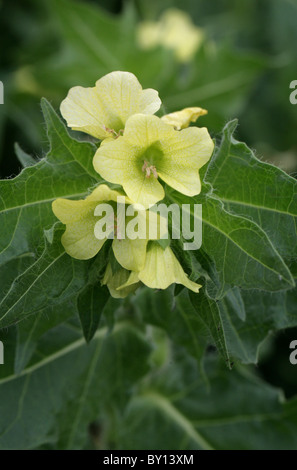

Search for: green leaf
xmin=189 ymin=288 xmax=231 ymax=366
xmin=132 ymin=287 xmax=210 ymax=368
xmin=0 ymin=226 xmax=89 ymax=329
xmin=168 ymin=190 xmax=294 ymax=294
xmin=205 ymin=120 xmax=297 ymax=276
xmin=117 ymin=349 xmax=297 ymax=450
xmin=219 ymin=287 xmax=297 ymax=364
xmin=14 ymin=300 xmax=75 ymax=375
xmin=192 ymin=285 xmax=297 ymax=365
xmin=0 ymin=98 xmax=99 ymax=266
xmin=14 ymin=143 xmax=36 ymax=168
xmin=0 ymin=321 xmax=151 ymax=450
xmin=77 ymin=284 xmax=110 ymax=343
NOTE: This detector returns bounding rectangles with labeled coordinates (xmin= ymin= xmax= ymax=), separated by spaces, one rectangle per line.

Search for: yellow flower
xmin=161 ymin=107 xmax=208 ymax=130
xmin=93 ymin=114 xmax=214 ymax=208
xmin=102 ymin=263 xmax=139 ymax=298
xmin=60 ymin=71 xmax=161 ymax=140
xmin=119 ymin=242 xmax=201 ymax=293
xmin=52 ymin=184 xmax=162 ymax=272
xmin=137 ymin=9 xmax=204 ymax=63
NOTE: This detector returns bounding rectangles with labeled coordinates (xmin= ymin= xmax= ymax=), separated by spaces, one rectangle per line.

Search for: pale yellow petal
xmin=120 ymin=243 xmax=201 ymax=293
xmin=123 ymin=172 xmax=165 ymax=208
xmin=157 ymin=126 xmax=214 ymax=196
xmin=139 ymin=88 xmax=162 ymax=115
xmin=161 ymin=107 xmax=208 ymax=130
xmin=118 ymin=271 xmax=140 ymax=289
xmin=138 ymin=244 xmax=201 ymax=292
xmin=137 ymin=9 xmax=204 ymax=63
xmin=60 ymin=85 xmax=110 ymax=140
xmin=127 ymin=114 xmax=213 ymax=196
xmin=102 ymin=263 xmax=139 ymax=298
xmin=93 ymin=132 xmax=165 ymax=208
xmin=112 ymin=238 xmax=148 ymax=271
xmin=94 ymin=114 xmax=213 ymax=204
xmin=137 ymin=22 xmax=162 ymax=49
xmin=60 ymin=71 xmax=161 ymax=140
xmin=87 ymin=184 xmax=130 ymax=204
xmin=52 ymin=198 xmax=105 ymax=259
xmin=52 ymin=184 xmax=126 ymax=260
xmin=160 ymin=9 xmax=204 ymax=62
xmin=122 ymin=112 xmax=170 ymax=146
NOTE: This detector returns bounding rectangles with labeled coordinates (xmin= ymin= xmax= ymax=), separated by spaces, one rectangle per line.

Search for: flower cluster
xmin=137 ymin=9 xmax=204 ymax=63
xmin=53 ymin=71 xmax=214 ymax=297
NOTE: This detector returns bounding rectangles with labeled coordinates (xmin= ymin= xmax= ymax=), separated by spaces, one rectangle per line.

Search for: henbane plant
xmin=56 ymin=71 xmax=213 ymax=297
xmin=0 ymin=67 xmax=297 ymax=450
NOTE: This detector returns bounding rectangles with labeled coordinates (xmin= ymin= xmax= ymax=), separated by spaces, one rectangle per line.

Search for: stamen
xmin=142 ymin=160 xmax=148 ymax=172
xmin=142 ymin=160 xmax=158 ymax=179
xmin=103 ymin=125 xmax=121 ymax=138
xmin=151 ymin=167 xmax=158 ymax=179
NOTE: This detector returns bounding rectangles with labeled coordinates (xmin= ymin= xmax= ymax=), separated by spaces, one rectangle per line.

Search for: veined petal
xmin=60 ymin=71 xmax=161 ymax=140
xmin=121 ymin=243 xmax=201 ymax=293
xmin=93 ymin=133 xmax=165 ymax=208
xmin=94 ymin=114 xmax=213 ymax=205
xmin=118 ymin=271 xmax=140 ymax=289
xmin=102 ymin=263 xmax=139 ymax=298
xmin=60 ymin=85 xmax=111 ymax=140
xmin=123 ymin=172 xmax=165 ymax=208
xmin=87 ymin=184 xmax=131 ymax=204
xmin=161 ymin=107 xmax=208 ymax=130
xmin=139 ymin=244 xmax=201 ymax=292
xmin=157 ymin=126 xmax=214 ymax=196
xmin=52 ymin=184 xmax=125 ymax=260
xmin=112 ymin=238 xmax=148 ymax=272
xmin=52 ymin=198 xmax=106 ymax=260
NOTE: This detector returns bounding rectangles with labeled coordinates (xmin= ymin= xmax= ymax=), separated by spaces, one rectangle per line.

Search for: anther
xmin=142 ymin=160 xmax=158 ymax=179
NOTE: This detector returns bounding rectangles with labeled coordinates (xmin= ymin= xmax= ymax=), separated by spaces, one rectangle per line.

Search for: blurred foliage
xmin=1 ymin=0 xmax=296 ymax=175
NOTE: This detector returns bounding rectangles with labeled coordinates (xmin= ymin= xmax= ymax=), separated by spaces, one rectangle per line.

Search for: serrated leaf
xmin=0 ymin=98 xmax=99 ymax=266
xmin=218 ymin=286 xmax=297 ymax=364
xmin=168 ymin=190 xmax=294 ymax=294
xmin=14 ymin=143 xmax=36 ymax=168
xmin=193 ymin=284 xmax=297 ymax=365
xmin=205 ymin=120 xmax=297 ymax=276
